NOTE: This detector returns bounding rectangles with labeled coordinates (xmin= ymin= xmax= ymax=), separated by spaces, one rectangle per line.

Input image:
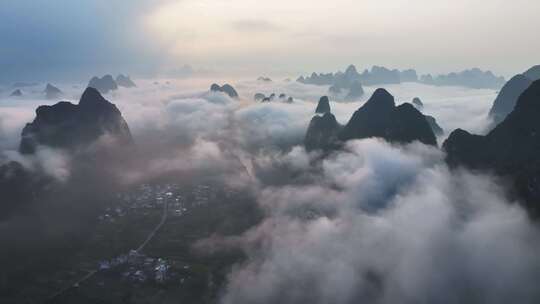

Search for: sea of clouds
xmin=2 ymin=77 xmax=539 ymax=303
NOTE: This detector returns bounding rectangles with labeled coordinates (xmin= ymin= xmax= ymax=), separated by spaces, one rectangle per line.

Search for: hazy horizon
xmin=1 ymin=0 xmax=540 ymax=82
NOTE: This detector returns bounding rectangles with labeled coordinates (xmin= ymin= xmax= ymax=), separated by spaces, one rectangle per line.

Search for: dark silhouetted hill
xmin=305 ymin=113 xmax=341 ymax=152
xmin=19 ymin=87 xmax=133 ymax=154
xmin=444 ymin=79 xmax=540 ymax=215
xmin=339 ymin=89 xmax=437 ymax=146
xmin=315 ymin=96 xmax=331 ymax=114
xmin=305 ymin=97 xmax=341 ymax=151
xmin=523 ymin=65 xmax=540 ymax=81
xmin=210 ymin=83 xmax=239 ymax=98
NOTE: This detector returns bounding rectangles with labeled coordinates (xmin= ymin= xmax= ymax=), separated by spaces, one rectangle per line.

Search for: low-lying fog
xmin=4 ymin=77 xmax=538 ymax=304
xmin=0 ymin=78 xmax=497 ymax=152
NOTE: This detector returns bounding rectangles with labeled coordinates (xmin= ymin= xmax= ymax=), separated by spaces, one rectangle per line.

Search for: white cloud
xmin=3 ymin=147 xmax=71 ymax=182
xmin=203 ymin=139 xmax=540 ymax=304
xmin=1 ymin=75 xmax=539 ymax=303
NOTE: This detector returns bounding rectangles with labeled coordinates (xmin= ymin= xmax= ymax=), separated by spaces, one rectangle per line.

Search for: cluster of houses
xmin=98 ymin=250 xmax=171 ymax=284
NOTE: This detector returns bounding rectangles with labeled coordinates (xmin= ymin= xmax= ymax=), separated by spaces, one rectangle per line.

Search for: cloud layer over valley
xmin=1 ymin=76 xmax=538 ymax=303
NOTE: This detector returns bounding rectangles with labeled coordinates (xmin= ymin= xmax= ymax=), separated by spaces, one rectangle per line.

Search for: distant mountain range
xmin=420 ymin=68 xmax=505 ymax=89
xmin=298 ymin=65 xmax=506 ymax=90
xmin=87 ymin=74 xmax=137 ymax=94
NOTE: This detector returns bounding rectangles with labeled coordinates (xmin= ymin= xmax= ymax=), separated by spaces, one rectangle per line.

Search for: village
xmin=44 ymin=180 xmax=253 ymax=303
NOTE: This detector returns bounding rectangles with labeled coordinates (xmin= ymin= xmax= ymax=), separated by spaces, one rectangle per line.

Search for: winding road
xmin=136 ymin=198 xmax=168 ymax=252
xmin=47 ymin=198 xmax=169 ymax=302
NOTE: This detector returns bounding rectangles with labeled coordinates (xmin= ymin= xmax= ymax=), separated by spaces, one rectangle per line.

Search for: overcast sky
xmin=1 ymin=0 xmax=539 ymax=82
